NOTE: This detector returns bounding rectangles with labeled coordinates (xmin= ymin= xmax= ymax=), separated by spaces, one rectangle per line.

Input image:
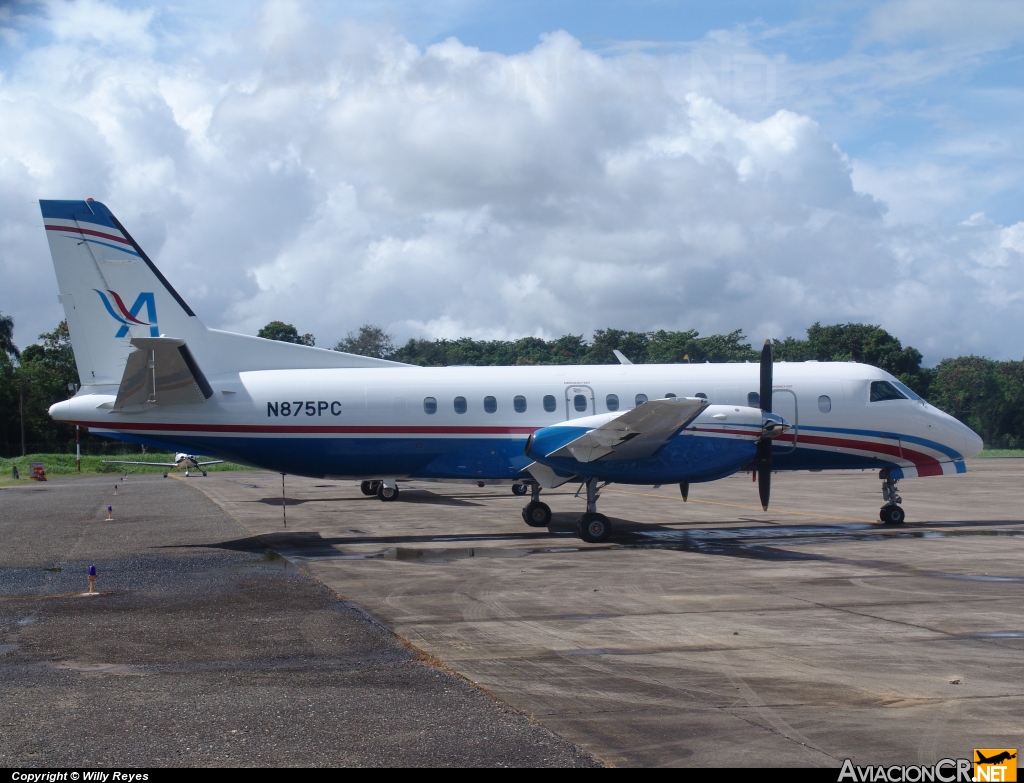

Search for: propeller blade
xmin=757 ymin=340 xmax=774 ymax=510
xmin=757 ymin=439 xmax=771 ymax=511
xmin=760 ymin=339 xmax=772 ymax=413
xmin=758 ymin=459 xmax=771 ymax=510
xmin=679 ymin=482 xmax=689 ymax=502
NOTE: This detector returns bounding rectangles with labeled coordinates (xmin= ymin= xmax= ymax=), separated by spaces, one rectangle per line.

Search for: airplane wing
xmin=549 ymin=397 xmax=709 ymax=463
xmin=102 ymin=460 xmax=179 ymax=467
xmin=194 ymin=460 xmax=224 ymax=467
xmin=114 ymin=337 xmax=214 ymax=409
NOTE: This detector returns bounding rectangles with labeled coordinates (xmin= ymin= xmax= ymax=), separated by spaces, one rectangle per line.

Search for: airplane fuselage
xmin=52 ymin=361 xmax=980 ymax=484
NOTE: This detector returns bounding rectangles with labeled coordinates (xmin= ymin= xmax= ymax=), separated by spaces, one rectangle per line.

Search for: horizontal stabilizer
xmin=114 ymin=337 xmax=213 ymax=409
xmin=552 ymin=397 xmax=709 ymax=463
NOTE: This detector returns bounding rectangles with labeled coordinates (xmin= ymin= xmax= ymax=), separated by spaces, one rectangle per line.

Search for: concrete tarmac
xmin=0 ymin=474 xmax=596 ymax=767
xmin=186 ymin=462 xmax=1024 ymax=767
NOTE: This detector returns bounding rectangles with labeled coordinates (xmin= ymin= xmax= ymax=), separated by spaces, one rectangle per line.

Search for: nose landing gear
xmin=879 ymin=471 xmax=905 ymax=524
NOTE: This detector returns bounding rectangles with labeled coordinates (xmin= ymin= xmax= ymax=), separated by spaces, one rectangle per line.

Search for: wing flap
xmin=552 ymin=397 xmax=708 ymax=463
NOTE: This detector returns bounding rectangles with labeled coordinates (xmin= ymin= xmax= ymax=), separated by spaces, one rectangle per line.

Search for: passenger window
xmin=747 ymin=392 xmax=760 ymax=407
xmin=665 ymin=393 xmax=677 ymax=399
xmin=454 ymin=396 xmax=467 ymax=414
xmin=543 ymin=395 xmax=556 ymax=413
xmin=635 ymin=393 xmax=648 ymax=406
xmin=423 ymin=397 xmax=437 ymax=415
xmin=484 ymin=396 xmax=497 ymax=413
xmin=513 ymin=395 xmax=527 ymax=413
xmin=818 ymin=395 xmax=831 ymax=413
xmin=870 ymin=381 xmax=906 ymax=402
xmin=606 ymin=394 xmax=619 ymax=411
xmin=574 ymin=394 xmax=588 ymax=412
xmin=695 ymin=392 xmax=708 ymax=400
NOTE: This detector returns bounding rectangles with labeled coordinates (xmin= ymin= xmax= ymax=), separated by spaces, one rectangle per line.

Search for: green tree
xmin=583 ymin=329 xmax=651 ymax=364
xmin=993 ymin=361 xmax=1024 ymax=448
xmin=335 ymin=324 xmax=395 ymax=359
xmin=928 ymin=357 xmax=1002 ymax=446
xmin=0 ymin=311 xmax=18 ymax=360
xmin=773 ymin=323 xmax=932 ymax=397
xmin=9 ymin=322 xmax=79 ymax=450
xmin=257 ymin=321 xmax=314 ymax=346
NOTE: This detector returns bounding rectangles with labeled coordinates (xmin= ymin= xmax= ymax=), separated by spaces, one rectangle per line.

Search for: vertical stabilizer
xmin=40 ymin=199 xmax=203 ymax=386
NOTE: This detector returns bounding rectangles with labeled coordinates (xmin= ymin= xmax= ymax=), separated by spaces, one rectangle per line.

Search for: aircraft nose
xmin=961 ymin=423 xmax=984 ymax=459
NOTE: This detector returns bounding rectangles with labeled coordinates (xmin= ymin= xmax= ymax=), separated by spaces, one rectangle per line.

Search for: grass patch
xmin=0 ymin=452 xmax=254 ymax=484
xmin=977 ymin=449 xmax=1024 ymax=458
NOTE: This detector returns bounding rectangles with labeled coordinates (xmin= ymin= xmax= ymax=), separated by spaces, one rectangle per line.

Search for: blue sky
xmin=1 ymin=0 xmax=1022 ymax=362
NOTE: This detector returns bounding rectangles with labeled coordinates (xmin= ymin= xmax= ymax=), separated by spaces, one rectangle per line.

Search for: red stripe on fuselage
xmin=66 ymin=420 xmax=538 ymax=435
xmin=773 ymin=431 xmax=945 ymax=472
xmin=45 ymin=224 xmax=132 ymax=245
xmin=67 ymin=420 xmax=952 ymax=472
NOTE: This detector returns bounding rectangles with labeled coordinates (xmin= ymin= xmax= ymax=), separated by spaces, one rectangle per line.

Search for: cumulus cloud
xmin=0 ymin=0 xmax=1022 ymax=363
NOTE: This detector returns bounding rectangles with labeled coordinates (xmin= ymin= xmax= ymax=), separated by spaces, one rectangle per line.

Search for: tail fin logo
xmin=94 ymin=289 xmax=159 ymax=337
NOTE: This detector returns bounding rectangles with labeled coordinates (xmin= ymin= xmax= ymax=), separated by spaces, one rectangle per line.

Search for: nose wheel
xmin=880 ymin=505 xmax=905 ymax=524
xmin=879 ymin=471 xmax=905 ymax=524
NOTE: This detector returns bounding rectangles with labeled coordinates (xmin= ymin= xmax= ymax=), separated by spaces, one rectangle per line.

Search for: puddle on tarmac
xmin=52 ymin=661 xmax=145 ymax=675
xmin=561 ymin=648 xmax=622 ymax=656
xmin=194 ymin=551 xmax=290 ymax=575
xmin=628 ymin=525 xmax=1024 ymax=563
xmin=332 ymin=545 xmax=588 ymax=563
xmin=929 ymin=573 xmax=1024 ymax=583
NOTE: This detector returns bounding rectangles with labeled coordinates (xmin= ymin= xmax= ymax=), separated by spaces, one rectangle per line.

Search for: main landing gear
xmin=577 ymin=477 xmax=611 ymax=544
xmin=879 ymin=471 xmax=906 ymax=524
xmin=520 ymin=478 xmax=613 ymax=543
xmin=522 ymin=482 xmax=551 ymax=527
xmin=361 ymin=480 xmax=399 ymax=501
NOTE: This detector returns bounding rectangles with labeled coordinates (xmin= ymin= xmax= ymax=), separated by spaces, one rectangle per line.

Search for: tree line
xmin=2 ymin=313 xmax=1022 ymax=456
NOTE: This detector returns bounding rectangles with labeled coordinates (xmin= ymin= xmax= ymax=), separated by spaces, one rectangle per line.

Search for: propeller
xmin=757 ymin=339 xmax=773 ymax=511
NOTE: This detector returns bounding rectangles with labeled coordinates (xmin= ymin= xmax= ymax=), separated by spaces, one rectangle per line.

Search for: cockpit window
xmin=870 ymin=381 xmax=907 ymax=402
xmin=890 ymin=380 xmax=922 ymax=401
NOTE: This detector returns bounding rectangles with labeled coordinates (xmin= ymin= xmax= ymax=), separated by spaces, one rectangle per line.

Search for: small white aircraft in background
xmin=103 ymin=452 xmax=224 ymax=477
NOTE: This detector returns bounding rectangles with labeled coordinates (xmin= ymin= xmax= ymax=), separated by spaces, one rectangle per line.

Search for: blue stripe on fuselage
xmin=796 ymin=424 xmax=961 ymax=460
xmin=93 ymin=427 xmax=937 ymax=482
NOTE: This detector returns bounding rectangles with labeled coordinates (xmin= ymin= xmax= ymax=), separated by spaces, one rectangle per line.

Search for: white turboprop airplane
xmin=42 ymin=199 xmax=983 ymax=542
xmin=102 ymin=452 xmax=224 ymax=477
